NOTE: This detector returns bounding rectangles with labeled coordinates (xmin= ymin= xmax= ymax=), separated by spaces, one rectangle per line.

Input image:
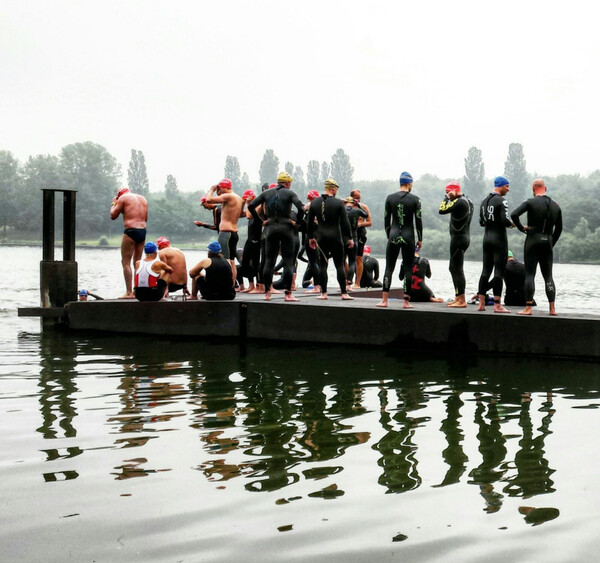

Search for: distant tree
xmin=224 ymin=156 xmax=241 ymax=188
xmin=240 ymin=172 xmax=250 ymax=191
xmin=285 ymin=161 xmax=294 ymax=176
xmin=0 ymin=151 xmax=20 ymax=237
xmin=165 ymin=174 xmax=179 ymax=197
xmin=504 ymin=142 xmax=529 ymax=204
xmin=330 ymin=148 xmax=354 ymax=189
xmin=307 ymin=160 xmax=320 ymax=189
xmin=60 ymin=142 xmax=121 ymax=237
xmin=463 ymin=146 xmax=486 ymax=201
xmin=293 ymin=166 xmax=306 ymax=194
xmin=259 ymin=149 xmax=279 ymax=185
xmin=573 ymin=217 xmax=591 ymax=239
xmin=320 ymin=161 xmax=330 ymax=185
xmin=127 ymin=149 xmax=149 ymax=196
xmin=19 ymin=155 xmax=64 ymax=234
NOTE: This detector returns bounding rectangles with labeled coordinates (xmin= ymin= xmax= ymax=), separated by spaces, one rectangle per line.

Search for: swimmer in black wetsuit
xmin=511 ymin=178 xmax=563 ymax=316
xmin=399 ymin=248 xmax=444 ymax=302
xmin=239 ymin=189 xmax=261 ymax=292
xmin=307 ymin=178 xmax=354 ymax=300
xmin=359 ymin=246 xmax=382 ymax=288
xmin=477 ymin=176 xmax=514 ymax=313
xmin=344 ymin=196 xmax=368 ymax=287
xmin=377 ymin=171 xmax=423 ymax=309
xmin=298 ymin=190 xmax=321 ymax=292
xmin=439 ymin=181 xmax=474 ymax=308
xmin=248 ymin=172 xmax=304 ymax=302
xmin=350 ymin=189 xmax=372 ymax=289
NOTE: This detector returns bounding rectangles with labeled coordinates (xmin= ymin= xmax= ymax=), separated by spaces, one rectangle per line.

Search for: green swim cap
xmin=508 ymin=250 xmax=514 ymax=258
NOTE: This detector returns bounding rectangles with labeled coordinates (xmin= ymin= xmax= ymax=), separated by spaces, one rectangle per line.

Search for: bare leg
xmin=264 ymin=290 xmax=272 ymax=301
xmin=518 ymin=305 xmax=533 ymax=316
xmin=249 ymin=283 xmax=265 ymax=294
xmin=189 ymin=276 xmax=199 ymax=300
xmin=317 ymin=292 xmax=328 ymax=300
xmin=477 ymin=294 xmax=486 ymax=311
xmin=352 ymin=256 xmax=363 ymax=289
xmin=284 ymin=290 xmax=299 ymax=302
xmin=493 ymin=298 xmax=510 ymax=314
xmin=119 ymin=234 xmax=137 ymax=298
xmin=429 ymin=297 xmax=444 ymax=303
xmin=549 ymin=302 xmax=557 ymax=316
xmin=448 ymin=294 xmax=467 ymax=308
xmin=376 ymin=291 xmax=389 ymax=308
xmin=403 ymin=298 xmax=413 ymax=309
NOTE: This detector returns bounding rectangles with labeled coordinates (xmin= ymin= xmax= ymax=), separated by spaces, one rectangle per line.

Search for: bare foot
xmin=517 ymin=308 xmax=532 ymax=315
xmin=549 ymin=306 xmax=557 ymax=316
xmin=493 ymin=304 xmax=511 ymax=313
xmin=341 ymin=293 xmax=354 ymax=300
xmin=430 ymin=297 xmax=444 ymax=303
xmin=270 ymin=288 xmax=282 ymax=294
xmin=248 ymin=288 xmax=264 ymax=294
xmin=448 ymin=301 xmax=467 ymax=308
xmin=304 ymin=288 xmax=320 ymax=294
xmin=264 ymin=292 xmax=272 ymax=301
xmin=446 ymin=299 xmax=458 ymax=307
xmin=118 ymin=293 xmax=135 ymax=299
xmin=375 ymin=301 xmax=388 ymax=308
xmin=351 ymin=285 xmax=361 ymax=290
xmin=284 ymin=293 xmax=299 ymax=302
xmin=188 ymin=295 xmax=198 ymax=301
xmin=403 ymin=299 xmax=413 ymax=309
xmin=317 ymin=294 xmax=328 ymax=300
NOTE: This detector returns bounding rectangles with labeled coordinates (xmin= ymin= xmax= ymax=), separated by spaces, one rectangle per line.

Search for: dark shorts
xmin=218 ymin=231 xmax=239 ymax=260
xmin=168 ymin=282 xmax=186 ymax=292
xmin=124 ymin=228 xmax=147 ymax=244
xmin=356 ymin=238 xmax=365 ymax=257
xmin=135 ymin=279 xmax=167 ymax=302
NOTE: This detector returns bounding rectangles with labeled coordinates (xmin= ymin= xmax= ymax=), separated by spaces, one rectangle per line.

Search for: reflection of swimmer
xmin=134 ymin=242 xmax=173 ymax=302
xmin=399 ymin=248 xmax=443 ymax=303
xmin=189 ymin=241 xmax=235 ymax=301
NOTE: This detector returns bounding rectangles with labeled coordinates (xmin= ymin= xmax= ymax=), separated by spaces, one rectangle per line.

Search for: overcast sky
xmin=1 ymin=0 xmax=598 ymax=191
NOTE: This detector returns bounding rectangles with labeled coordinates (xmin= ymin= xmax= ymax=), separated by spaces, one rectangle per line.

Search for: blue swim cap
xmin=494 ymin=176 xmax=509 ymax=188
xmin=207 ymin=241 xmax=222 ymax=253
xmin=78 ymin=289 xmax=88 ymax=296
xmin=144 ymin=241 xmax=158 ymax=254
xmin=399 ymin=171 xmax=413 ymax=185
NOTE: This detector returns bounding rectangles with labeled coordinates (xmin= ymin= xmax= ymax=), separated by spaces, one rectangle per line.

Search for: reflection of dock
xmin=20 ymin=289 xmax=600 ymax=359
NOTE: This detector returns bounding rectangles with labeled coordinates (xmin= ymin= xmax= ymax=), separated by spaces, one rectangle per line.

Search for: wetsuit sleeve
xmin=356 ymin=204 xmax=368 ymax=218
xmin=439 ymin=197 xmax=455 ymax=214
xmin=340 ymin=203 xmax=352 ymax=242
xmin=373 ymin=260 xmax=379 ymax=280
xmin=501 ymin=199 xmax=513 ymax=227
xmin=552 ymin=206 xmax=563 ymax=246
xmin=510 ymin=201 xmax=528 ymax=233
xmin=248 ymin=192 xmax=265 ymax=222
xmin=292 ymin=193 xmax=305 ymax=224
xmin=307 ymin=201 xmax=317 ymax=239
xmin=415 ymin=199 xmax=423 ymax=242
xmin=425 ymin=259 xmax=432 ymax=278
xmin=384 ymin=198 xmax=391 ymax=237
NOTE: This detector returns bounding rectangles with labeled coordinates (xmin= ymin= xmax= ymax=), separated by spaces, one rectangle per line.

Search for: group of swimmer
xmin=109 ymin=168 xmax=562 ymax=316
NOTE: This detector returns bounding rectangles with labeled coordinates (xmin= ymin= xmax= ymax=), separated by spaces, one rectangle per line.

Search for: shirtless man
xmin=110 ymin=186 xmax=148 ymax=299
xmin=134 ymin=241 xmax=173 ymax=302
xmin=156 ymin=236 xmax=190 ymax=298
xmin=349 ymin=189 xmax=372 ymax=289
xmin=205 ymin=179 xmax=244 ymax=284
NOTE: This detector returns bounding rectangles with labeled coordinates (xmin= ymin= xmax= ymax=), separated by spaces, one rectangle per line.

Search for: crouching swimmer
xmin=189 ymin=241 xmax=236 ymax=301
xmin=134 ymin=241 xmax=173 ymax=302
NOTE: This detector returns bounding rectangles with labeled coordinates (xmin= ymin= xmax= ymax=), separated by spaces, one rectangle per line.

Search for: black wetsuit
xmin=198 ymin=255 xmax=235 ymax=300
xmin=248 ymin=184 xmax=304 ymax=293
xmin=511 ymin=195 xmax=563 ymax=304
xmin=360 ymin=255 xmax=382 ymax=288
xmin=400 ymin=256 xmax=435 ymax=302
xmin=503 ymin=258 xmax=528 ymax=306
xmin=477 ymin=192 xmax=513 ymax=298
xmin=241 ymin=212 xmax=262 ymax=285
xmin=307 ymin=194 xmax=352 ymax=294
xmin=298 ymin=205 xmax=320 ymax=288
xmin=382 ymin=190 xmax=423 ymax=299
xmin=273 ymin=210 xmax=301 ymax=290
xmin=439 ymin=194 xmax=473 ymax=297
xmin=346 ymin=204 xmax=368 ymax=284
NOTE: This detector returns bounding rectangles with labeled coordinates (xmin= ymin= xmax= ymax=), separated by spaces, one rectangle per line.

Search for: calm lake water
xmin=2 ymin=246 xmax=600 ymax=562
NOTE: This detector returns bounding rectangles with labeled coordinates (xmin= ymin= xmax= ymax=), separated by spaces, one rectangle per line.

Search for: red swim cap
xmin=218 ymin=178 xmax=232 ymax=190
xmin=242 ymin=189 xmax=256 ymax=200
xmin=156 ymin=236 xmax=170 ymax=249
xmin=200 ymin=196 xmax=208 ymax=203
xmin=268 ymin=183 xmax=277 ymax=189
xmin=307 ymin=190 xmax=320 ymax=201
xmin=445 ymin=181 xmax=460 ymax=194
xmin=364 ymin=245 xmax=371 ymax=254
xmin=117 ymin=187 xmax=130 ymax=199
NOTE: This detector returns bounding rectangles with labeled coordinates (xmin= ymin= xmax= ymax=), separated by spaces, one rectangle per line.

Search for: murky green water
xmin=2 ymin=246 xmax=600 ymax=561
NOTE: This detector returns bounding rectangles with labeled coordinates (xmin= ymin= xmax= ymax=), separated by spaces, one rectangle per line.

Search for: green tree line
xmin=1 ymin=142 xmax=599 ymax=263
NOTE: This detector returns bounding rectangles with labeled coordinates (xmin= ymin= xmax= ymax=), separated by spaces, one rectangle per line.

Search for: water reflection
xmin=30 ymin=332 xmax=600 ymax=523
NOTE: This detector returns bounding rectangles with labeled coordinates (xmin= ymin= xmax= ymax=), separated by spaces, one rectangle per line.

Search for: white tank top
xmin=135 ymin=257 xmax=159 ymax=288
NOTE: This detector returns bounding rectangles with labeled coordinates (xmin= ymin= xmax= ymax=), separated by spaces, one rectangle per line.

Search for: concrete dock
xmin=20 ymin=289 xmax=600 ymax=360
